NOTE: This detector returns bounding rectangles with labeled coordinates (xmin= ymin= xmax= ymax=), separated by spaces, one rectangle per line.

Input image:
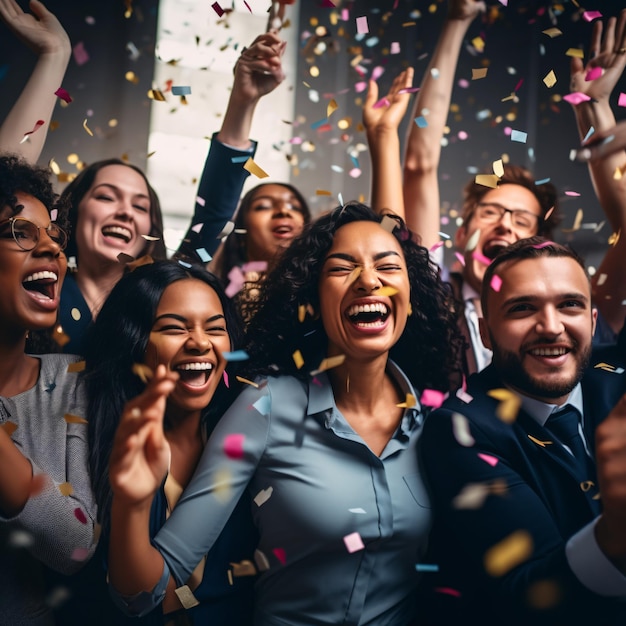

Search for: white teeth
xmin=102 ymin=225 xmax=132 ymax=241
xmin=530 ymin=347 xmax=567 ymax=357
xmin=347 ymin=302 xmax=389 ymax=317
xmin=178 ymin=362 xmax=213 ymax=371
xmin=24 ymin=271 xmax=58 ymax=282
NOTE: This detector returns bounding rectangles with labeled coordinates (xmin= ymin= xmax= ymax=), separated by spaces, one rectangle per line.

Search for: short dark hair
xmin=461 ymin=164 xmax=561 ymax=238
xmin=84 ymin=260 xmax=243 ymax=533
xmin=242 ymin=202 xmax=464 ymax=392
xmin=59 ymin=159 xmax=166 ymax=262
xmin=481 ymin=236 xmax=587 ymax=316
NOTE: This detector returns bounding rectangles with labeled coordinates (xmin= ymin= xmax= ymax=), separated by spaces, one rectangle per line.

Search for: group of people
xmin=2 ymin=0 xmax=626 ymax=625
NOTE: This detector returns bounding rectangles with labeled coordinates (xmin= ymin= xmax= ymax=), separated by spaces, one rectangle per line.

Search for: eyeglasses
xmin=473 ymin=202 xmax=540 ymax=235
xmin=0 ymin=216 xmax=68 ymax=251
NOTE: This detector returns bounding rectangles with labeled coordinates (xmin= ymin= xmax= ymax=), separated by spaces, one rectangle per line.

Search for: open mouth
xmin=175 ymin=362 xmax=213 ymax=387
xmin=527 ymin=346 xmax=570 ymax=358
xmin=483 ymin=241 xmax=509 ymax=260
xmin=346 ymin=302 xmax=390 ymax=328
xmin=23 ymin=270 xmax=57 ymax=300
xmin=102 ymin=225 xmax=132 ymax=243
xmin=272 ymin=224 xmax=293 ymax=237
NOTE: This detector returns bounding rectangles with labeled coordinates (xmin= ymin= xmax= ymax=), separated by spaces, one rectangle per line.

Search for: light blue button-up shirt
xmin=153 ymin=361 xmax=431 ymax=625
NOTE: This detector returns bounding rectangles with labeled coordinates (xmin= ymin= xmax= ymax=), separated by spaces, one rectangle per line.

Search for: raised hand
xmin=0 ymin=0 xmax=70 ymax=57
xmin=570 ymin=9 xmax=626 ymax=104
xmin=108 ymin=365 xmax=178 ymax=507
xmin=447 ymin=0 xmax=486 ymax=22
xmin=363 ymin=68 xmax=415 ymax=137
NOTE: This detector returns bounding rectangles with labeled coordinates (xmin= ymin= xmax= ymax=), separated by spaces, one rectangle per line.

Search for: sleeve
xmin=419 ymin=409 xmax=625 ymax=624
xmin=1 ymin=377 xmax=97 ymax=575
xmin=176 ymin=132 xmax=257 ymax=260
xmin=153 ymin=381 xmax=271 ymax=586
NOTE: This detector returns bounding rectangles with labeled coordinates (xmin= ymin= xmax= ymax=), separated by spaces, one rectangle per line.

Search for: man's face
xmin=479 ymin=256 xmax=596 ymax=404
xmin=455 ymin=184 xmax=543 ymax=293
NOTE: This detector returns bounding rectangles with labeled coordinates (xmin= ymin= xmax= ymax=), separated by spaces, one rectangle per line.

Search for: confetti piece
xmin=310 ymin=354 xmax=346 ymax=375
xmin=343 ymin=531 xmax=365 ymax=553
xmin=223 ymin=350 xmax=249 ymax=361
xmin=349 ymin=508 xmax=366 ymax=514
xmin=327 ymin=99 xmax=338 ymax=117
xmin=528 ymin=435 xmax=552 ymax=447
xmin=356 ymin=16 xmax=369 ymax=34
xmin=132 ymin=363 xmax=153 ymax=383
xmin=543 ymin=70 xmax=556 ymax=88
xmin=71 ymin=547 xmax=90 ymax=562
xmin=585 ymin=67 xmax=602 ymax=82
xmin=380 ymin=215 xmax=398 ymax=233
xmin=211 ymin=1 xmax=225 ymax=17
xmin=243 ymin=157 xmax=269 ymax=178
xmin=565 ymin=48 xmax=584 ymax=59
xmin=273 ymin=548 xmax=287 ymax=565
xmin=66 ymin=361 xmax=85 ymax=373
xmin=582 ymin=10 xmax=602 ymax=22
xmin=452 ymin=413 xmax=475 ymax=447
xmin=9 ymin=529 xmax=34 ymax=548
xmin=223 ymin=371 xmax=229 ymax=388
xmin=0 ymin=421 xmax=17 ymax=436
xmin=456 ymin=388 xmax=473 ymax=404
xmin=195 ymin=248 xmax=211 ymax=263
xmin=562 ymin=208 xmax=583 ymax=233
xmin=564 ymin=191 xmax=580 ymax=197
xmin=563 ymin=92 xmax=591 ymax=105
xmin=20 ymin=119 xmax=45 ymax=143
xmin=64 ymin=414 xmax=87 ymax=425
xmin=478 ymin=453 xmax=499 ymax=467
xmin=472 ymin=68 xmax=488 ymax=80
xmin=510 ymin=129 xmax=527 ymax=143
xmin=235 ymin=376 xmax=258 ymax=388
xmin=82 ymin=119 xmax=94 ymax=137
xmin=487 ymin=388 xmax=521 ymax=423
xmin=471 ymin=36 xmax=485 ymax=53
xmin=53 ymin=326 xmax=70 ymax=347
xmin=490 ymin=275 xmax=502 ymax=292
xmin=58 ymin=482 xmax=73 ymax=496
xmin=72 ymin=42 xmax=90 ymax=65
xmin=472 ymin=251 xmax=491 ymax=266
xmin=230 ymin=560 xmax=256 ymax=577
xmin=484 ymin=530 xmax=533 ymax=577
xmin=254 ymin=549 xmax=270 ymax=572
xmin=475 ymin=174 xmax=499 ymax=188
xmin=454 ymin=252 xmax=466 ymax=267
xmin=453 ymin=483 xmax=489 ymax=509
xmin=174 ymin=585 xmax=199 ymax=609
xmin=492 ymin=159 xmax=504 ymax=178
xmin=434 ymin=587 xmax=461 ymax=598
xmin=223 ymin=434 xmax=245 ymax=459
xmin=253 ymin=395 xmax=271 ymax=415
xmin=316 ymin=189 xmax=332 ymax=196
xmin=618 ymin=93 xmax=626 ymax=108
xmin=292 ymin=350 xmax=304 ymax=369
xmin=397 ymin=393 xmax=417 ymax=409
xmin=542 ymin=28 xmax=562 ymax=38
xmin=377 ymin=286 xmax=399 ymax=297
xmin=74 ymin=508 xmax=87 ymax=524
xmin=420 ymin=389 xmax=445 ymax=409
xmin=55 ymin=87 xmax=72 ymax=103
xmin=148 ymin=89 xmax=166 ymax=101
xmin=416 ymin=563 xmax=440 ymax=572
xmin=390 ymin=42 xmax=400 ymax=54
xmin=254 ymin=487 xmax=273 ymax=507
xmin=594 ymin=362 xmax=625 ymax=374
xmin=171 ymin=85 xmax=191 ymax=95
xmin=465 ymin=229 xmax=481 ymax=253
xmin=414 ymin=116 xmax=428 ymax=128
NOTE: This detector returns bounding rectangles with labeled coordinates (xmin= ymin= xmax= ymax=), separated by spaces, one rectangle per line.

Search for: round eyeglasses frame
xmin=0 ymin=216 xmax=68 ymax=251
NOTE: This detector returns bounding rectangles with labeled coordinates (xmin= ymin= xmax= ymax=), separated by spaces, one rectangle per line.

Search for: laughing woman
xmin=83 ymin=260 xmax=257 ymax=624
xmin=107 ymin=203 xmax=463 ymax=625
xmin=0 ymin=154 xmax=97 ymax=623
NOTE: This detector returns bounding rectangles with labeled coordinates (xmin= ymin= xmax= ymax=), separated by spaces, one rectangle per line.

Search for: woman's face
xmin=145 ymin=279 xmax=231 ymax=419
xmin=0 ymin=193 xmax=67 ymax=333
xmin=75 ymin=164 xmax=153 ymax=265
xmin=318 ymin=220 xmax=410 ymax=362
xmin=244 ymin=184 xmax=306 ymax=262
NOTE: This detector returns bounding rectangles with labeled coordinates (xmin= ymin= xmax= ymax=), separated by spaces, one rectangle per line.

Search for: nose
xmin=494 ymin=209 xmax=514 ymax=232
xmin=185 ymin=329 xmax=211 ymax=353
xmin=354 ymin=266 xmax=381 ymax=293
xmin=535 ymin=306 xmax=564 ymax=336
xmin=115 ymin=197 xmax=134 ymax=220
xmin=34 ymin=227 xmax=62 ymax=258
xmin=272 ymin=200 xmax=293 ymax=218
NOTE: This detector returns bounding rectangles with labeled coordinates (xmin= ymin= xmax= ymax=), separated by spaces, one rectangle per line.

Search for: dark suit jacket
xmin=418 ymin=354 xmax=626 ymax=626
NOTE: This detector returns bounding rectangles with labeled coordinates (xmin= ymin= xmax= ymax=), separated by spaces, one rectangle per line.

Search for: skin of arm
xmin=0 ymin=427 xmax=38 ymax=516
xmin=402 ymin=0 xmax=485 ymax=250
xmin=0 ymin=0 xmax=71 ymax=163
xmin=569 ymin=10 xmax=626 ymax=334
xmin=363 ymin=68 xmax=414 ymax=224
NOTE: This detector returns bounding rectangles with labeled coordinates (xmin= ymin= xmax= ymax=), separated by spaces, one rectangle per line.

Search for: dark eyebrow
xmin=153 ymin=313 xmax=225 ymax=324
xmin=501 ymin=293 xmax=590 ymax=309
xmin=93 ymin=183 xmax=150 ymax=201
xmin=325 ymin=251 xmax=401 ymax=263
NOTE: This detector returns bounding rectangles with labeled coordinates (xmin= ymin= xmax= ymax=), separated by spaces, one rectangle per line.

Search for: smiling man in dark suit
xmin=418 ymin=237 xmax=626 ymax=625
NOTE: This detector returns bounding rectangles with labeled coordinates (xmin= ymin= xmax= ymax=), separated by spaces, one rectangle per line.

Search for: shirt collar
xmin=515 ymin=382 xmax=584 ymax=427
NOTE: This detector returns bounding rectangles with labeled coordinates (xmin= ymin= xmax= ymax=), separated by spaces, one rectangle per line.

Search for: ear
xmin=479 ymin=315 xmax=492 ymax=350
xmin=454 ymin=223 xmax=468 ymax=250
xmin=591 ymin=306 xmax=598 ymax=337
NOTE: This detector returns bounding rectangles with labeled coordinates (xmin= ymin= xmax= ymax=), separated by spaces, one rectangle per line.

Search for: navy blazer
xmin=417 ymin=352 xmax=626 ymax=626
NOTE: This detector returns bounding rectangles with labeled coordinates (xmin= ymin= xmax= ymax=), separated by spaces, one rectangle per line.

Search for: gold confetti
xmin=132 ymin=363 xmax=153 ymax=383
xmin=64 ymin=414 xmax=88 ymax=424
xmin=316 ymin=189 xmax=332 ymax=196
xmin=492 ymin=159 xmax=504 ymax=178
xmin=471 ymin=36 xmax=485 ymax=52
xmin=58 ymin=482 xmax=74 ymax=496
xmin=292 ymin=350 xmax=304 ymax=369
xmin=472 ymin=68 xmax=488 ymax=80
xmin=377 ymin=286 xmax=399 ymax=297
xmin=82 ymin=119 xmax=94 ymax=137
xmin=379 ymin=215 xmax=398 ymax=233
xmin=243 ymin=157 xmax=269 ymax=179
xmin=148 ymin=89 xmax=166 ymax=101
xmin=565 ymin=48 xmax=584 ymax=59
xmin=484 ymin=530 xmax=533 ymax=577
xmin=230 ymin=560 xmax=257 ymax=577
xmin=543 ymin=70 xmax=557 ymax=88
xmin=544 ymin=206 xmax=555 ymax=222
xmin=0 ymin=421 xmax=17 ymax=436
xmin=48 ymin=158 xmax=60 ymax=175
xmin=125 ymin=71 xmax=140 ymax=84
xmin=310 ymin=354 xmax=346 ymax=375
xmin=396 ymin=393 xmax=417 ymax=408
xmin=542 ymin=28 xmax=562 ymax=38
xmin=487 ymin=388 xmax=521 ymax=423
xmin=236 ymin=376 xmax=259 ymax=388
xmin=608 ymin=229 xmax=621 ymax=246
xmin=345 ymin=266 xmax=362 ymax=284
xmin=298 ymin=304 xmax=306 ymax=323
xmin=327 ymin=99 xmax=338 ymax=117
xmin=67 ymin=361 xmax=86 ymax=373
xmin=475 ymin=174 xmax=499 ymax=189
xmin=562 ymin=208 xmax=583 ymax=233
xmin=528 ymin=434 xmax=552 ymax=447
xmin=53 ymin=325 xmax=71 ymax=347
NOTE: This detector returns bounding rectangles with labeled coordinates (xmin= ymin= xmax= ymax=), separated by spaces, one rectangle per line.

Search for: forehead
xmin=251 ymin=184 xmax=297 ymax=200
xmin=479 ymin=184 xmax=542 ymax=214
xmin=487 ymin=256 xmax=590 ymax=312
xmin=157 ymin=278 xmax=223 ymax=313
xmin=1 ymin=192 xmax=50 ymax=222
xmin=328 ymin=220 xmax=403 ymax=255
xmin=91 ymin=164 xmax=149 ymax=193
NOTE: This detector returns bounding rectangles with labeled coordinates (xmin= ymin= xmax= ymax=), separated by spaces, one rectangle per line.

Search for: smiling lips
xmin=102 ymin=225 xmax=132 ymax=243
xmin=346 ymin=301 xmax=390 ymax=329
xmin=175 ymin=361 xmax=214 ymax=387
xmin=22 ymin=270 xmax=59 ymax=302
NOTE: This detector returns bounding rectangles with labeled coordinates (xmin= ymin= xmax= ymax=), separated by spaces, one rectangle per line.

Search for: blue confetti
xmin=223 ymin=350 xmax=249 ymax=361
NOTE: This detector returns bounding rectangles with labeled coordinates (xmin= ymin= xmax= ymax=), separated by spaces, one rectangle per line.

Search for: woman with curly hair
xmin=106 ymin=203 xmax=463 ymax=625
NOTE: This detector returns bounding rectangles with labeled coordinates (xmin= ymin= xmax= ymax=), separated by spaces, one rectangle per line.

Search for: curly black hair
xmin=242 ymin=203 xmax=464 ymax=392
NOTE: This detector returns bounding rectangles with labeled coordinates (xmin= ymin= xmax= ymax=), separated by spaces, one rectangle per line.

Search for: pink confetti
xmin=490 ymin=275 xmax=502 ymax=292
xmin=223 ymin=434 xmax=245 ymax=459
xmin=564 ymin=191 xmax=580 ymax=197
xmin=585 ymin=67 xmax=602 ymax=81
xmin=71 ymin=547 xmax=90 ymax=562
xmin=355 ymin=81 xmax=368 ymax=93
xmin=349 ymin=168 xmax=362 ymax=178
xmin=582 ymin=10 xmax=602 ymax=22
xmin=72 ymin=42 xmax=90 ymax=66
xmin=311 ymin=377 xmax=322 ymax=387
xmin=454 ymin=252 xmax=466 ymax=267
xmin=478 ymin=453 xmax=499 ymax=467
xmin=619 ymin=93 xmax=626 ymax=108
xmin=390 ymin=42 xmax=400 ymax=54
xmin=225 ymin=266 xmax=244 ymax=298
xmin=563 ymin=92 xmax=591 ymax=105
xmin=356 ymin=15 xmax=369 ymax=34
xmin=50 ymin=209 xmax=58 ymax=221
xmin=429 ymin=241 xmax=444 ymax=252
xmin=514 ymin=78 xmax=524 ymax=92
xmin=398 ymin=87 xmax=420 ymax=95
xmin=54 ymin=87 xmax=72 ymax=103
xmin=242 ymin=261 xmax=268 ymax=272
xmin=343 ymin=532 xmax=365 ymax=553
xmin=457 ymin=131 xmax=469 ymax=141
xmin=531 ymin=240 xmax=555 ymax=249
xmin=211 ymin=1 xmax=225 ymax=17
xmin=371 ymin=66 xmax=385 ymax=82
xmin=273 ymin=548 xmax=287 ymax=565
xmin=20 ymin=119 xmax=45 ymax=143
xmin=74 ymin=508 xmax=87 ymax=524
xmin=372 ymin=97 xmax=390 ymax=109
xmin=472 ymin=251 xmax=491 ymax=266
xmin=420 ymin=389 xmax=445 ymax=409
xmin=223 ymin=370 xmax=229 ymax=388
xmin=434 ymin=587 xmax=462 ymax=598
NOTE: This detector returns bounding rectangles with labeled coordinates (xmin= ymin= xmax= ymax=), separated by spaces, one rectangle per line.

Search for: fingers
xmin=589 ymin=19 xmax=602 ymax=59
xmin=28 ymin=0 xmax=50 ymax=21
xmin=364 ymin=79 xmax=379 ymax=109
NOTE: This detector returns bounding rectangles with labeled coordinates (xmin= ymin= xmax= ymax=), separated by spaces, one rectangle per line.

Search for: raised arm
xmin=0 ymin=0 xmax=71 ymax=163
xmin=176 ymin=31 xmax=286 ymax=261
xmin=363 ymin=68 xmax=414 ymax=222
xmin=569 ymin=9 xmax=626 ymax=334
xmin=402 ymin=0 xmax=485 ymax=250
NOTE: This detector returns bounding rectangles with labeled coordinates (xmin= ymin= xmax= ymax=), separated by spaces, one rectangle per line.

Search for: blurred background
xmin=1 ymin=0 xmax=624 ymax=270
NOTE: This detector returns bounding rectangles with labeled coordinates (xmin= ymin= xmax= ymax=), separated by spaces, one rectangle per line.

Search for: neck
xmin=0 ymin=332 xmax=39 ymax=397
xmin=75 ymin=262 xmax=125 ymax=318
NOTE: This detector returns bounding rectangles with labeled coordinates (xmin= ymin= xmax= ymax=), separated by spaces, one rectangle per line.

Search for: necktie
xmin=546 ymin=406 xmax=600 ymax=514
